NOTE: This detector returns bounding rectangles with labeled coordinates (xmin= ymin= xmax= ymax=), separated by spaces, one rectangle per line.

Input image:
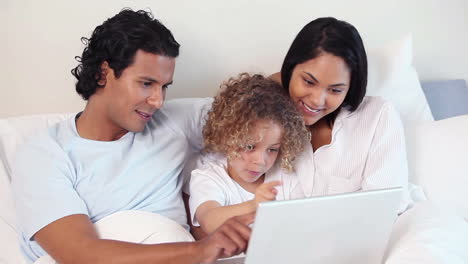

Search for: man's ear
xmin=97 ymin=61 xmax=110 ymax=86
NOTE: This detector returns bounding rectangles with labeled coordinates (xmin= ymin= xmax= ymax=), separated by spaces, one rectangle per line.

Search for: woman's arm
xmin=361 ymin=102 xmax=412 ymax=212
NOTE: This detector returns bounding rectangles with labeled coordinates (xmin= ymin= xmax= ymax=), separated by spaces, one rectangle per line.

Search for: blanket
xmin=385 ymin=201 xmax=468 ymax=263
xmin=33 ymin=202 xmax=468 ymax=263
xmin=34 ymin=211 xmax=194 ymax=264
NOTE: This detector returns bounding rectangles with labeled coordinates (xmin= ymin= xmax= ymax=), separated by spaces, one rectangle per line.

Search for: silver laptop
xmin=216 ymin=187 xmax=402 ymax=264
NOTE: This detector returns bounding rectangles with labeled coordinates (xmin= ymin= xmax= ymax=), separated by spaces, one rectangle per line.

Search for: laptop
xmin=216 ymin=187 xmax=402 ymax=264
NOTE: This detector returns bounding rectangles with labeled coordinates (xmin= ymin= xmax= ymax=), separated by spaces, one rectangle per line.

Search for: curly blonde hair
xmin=203 ymin=73 xmax=310 ymax=171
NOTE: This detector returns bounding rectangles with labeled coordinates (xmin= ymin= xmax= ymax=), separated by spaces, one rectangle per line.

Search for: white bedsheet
xmin=384 ymin=201 xmax=468 ymax=264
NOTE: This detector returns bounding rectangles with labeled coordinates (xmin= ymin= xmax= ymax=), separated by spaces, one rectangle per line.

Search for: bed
xmin=1 ymin=35 xmax=467 ymax=264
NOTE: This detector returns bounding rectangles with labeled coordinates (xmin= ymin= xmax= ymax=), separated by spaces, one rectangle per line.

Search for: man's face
xmin=101 ymin=50 xmax=175 ymax=136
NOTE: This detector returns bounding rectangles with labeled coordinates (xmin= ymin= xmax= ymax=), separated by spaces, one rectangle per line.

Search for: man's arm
xmin=35 ymin=213 xmax=254 ymax=264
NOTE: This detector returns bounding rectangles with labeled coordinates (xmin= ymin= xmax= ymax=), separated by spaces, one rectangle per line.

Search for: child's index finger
xmin=263 ymin=180 xmax=282 ymax=188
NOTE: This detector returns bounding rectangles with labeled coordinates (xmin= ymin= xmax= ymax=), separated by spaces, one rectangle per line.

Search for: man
xmin=12 ymin=9 xmax=252 ymax=264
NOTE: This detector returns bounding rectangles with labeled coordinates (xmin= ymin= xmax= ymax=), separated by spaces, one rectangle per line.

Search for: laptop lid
xmin=242 ymin=187 xmax=403 ymax=264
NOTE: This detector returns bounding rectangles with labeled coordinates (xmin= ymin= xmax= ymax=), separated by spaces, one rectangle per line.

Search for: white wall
xmin=1 ymin=0 xmax=467 ymax=118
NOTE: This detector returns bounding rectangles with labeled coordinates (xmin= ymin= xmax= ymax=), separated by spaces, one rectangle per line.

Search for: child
xmin=189 ymin=73 xmax=310 ymax=233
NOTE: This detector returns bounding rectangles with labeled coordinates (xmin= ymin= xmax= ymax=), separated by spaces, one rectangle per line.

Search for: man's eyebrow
xmin=139 ymin=76 xmax=173 ymax=86
xmin=139 ymin=76 xmax=157 ymax=82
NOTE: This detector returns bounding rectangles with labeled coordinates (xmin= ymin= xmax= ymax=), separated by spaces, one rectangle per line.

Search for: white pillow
xmin=405 ymin=114 xmax=468 ymax=220
xmin=0 ymin=158 xmax=17 ymax=231
xmin=0 ymin=113 xmax=73 ymax=180
xmin=0 ymin=216 xmax=27 ymax=264
xmin=0 ymin=113 xmax=73 ymax=264
xmin=367 ymin=34 xmax=434 ymax=125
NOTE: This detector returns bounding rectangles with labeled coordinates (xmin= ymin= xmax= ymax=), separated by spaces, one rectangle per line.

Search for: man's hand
xmin=195 ymin=212 xmax=255 ymax=264
xmin=254 ymin=181 xmax=281 ymax=207
xmin=35 ymin=213 xmax=253 ymax=264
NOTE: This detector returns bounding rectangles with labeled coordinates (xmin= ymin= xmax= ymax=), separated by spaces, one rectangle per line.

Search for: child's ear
xmin=97 ymin=61 xmax=110 ymax=86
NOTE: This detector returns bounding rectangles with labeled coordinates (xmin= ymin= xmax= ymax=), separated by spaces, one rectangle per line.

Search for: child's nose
xmin=252 ymin=151 xmax=266 ymax=166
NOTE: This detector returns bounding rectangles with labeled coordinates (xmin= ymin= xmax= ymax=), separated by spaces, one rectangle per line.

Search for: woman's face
xmin=288 ymin=52 xmax=351 ymax=126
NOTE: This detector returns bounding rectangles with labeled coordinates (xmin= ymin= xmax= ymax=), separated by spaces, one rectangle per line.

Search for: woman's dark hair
xmin=280 ymin=17 xmax=367 ymax=124
xmin=71 ymin=9 xmax=180 ymax=100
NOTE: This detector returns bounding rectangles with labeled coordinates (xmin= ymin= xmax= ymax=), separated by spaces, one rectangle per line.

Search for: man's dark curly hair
xmin=71 ymin=9 xmax=180 ymax=100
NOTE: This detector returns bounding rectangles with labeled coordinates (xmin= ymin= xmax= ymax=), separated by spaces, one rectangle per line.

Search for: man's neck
xmin=76 ymin=99 xmax=128 ymax=141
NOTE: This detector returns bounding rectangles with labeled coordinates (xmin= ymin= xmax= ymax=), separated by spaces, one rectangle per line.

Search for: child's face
xmin=227 ymin=119 xmax=283 ymax=184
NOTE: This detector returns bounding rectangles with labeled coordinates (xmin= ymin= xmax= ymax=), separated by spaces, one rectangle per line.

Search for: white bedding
xmin=385 ymin=201 xmax=468 ymax=264
xmin=33 ymin=211 xmax=194 ymax=264
xmin=10 ymin=203 xmax=467 ymax=264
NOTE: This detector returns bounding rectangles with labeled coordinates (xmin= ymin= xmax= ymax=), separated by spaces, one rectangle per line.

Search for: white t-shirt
xmin=188 ymin=154 xmax=255 ymax=226
xmin=11 ymin=98 xmax=212 ymax=263
xmin=269 ymin=96 xmax=412 ymax=213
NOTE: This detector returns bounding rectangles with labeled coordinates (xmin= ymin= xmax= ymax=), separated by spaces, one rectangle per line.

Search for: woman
xmin=270 ymin=17 xmax=411 ymax=212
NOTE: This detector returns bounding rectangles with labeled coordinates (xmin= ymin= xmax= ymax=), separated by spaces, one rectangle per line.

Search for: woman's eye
xmin=268 ymin=148 xmax=279 ymax=152
xmin=304 ymin=79 xmax=315 ymax=85
xmin=245 ymin=144 xmax=254 ymax=151
xmin=331 ymin=88 xmax=343 ymax=94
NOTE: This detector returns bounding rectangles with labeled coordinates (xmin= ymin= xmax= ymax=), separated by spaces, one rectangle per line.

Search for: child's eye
xmin=268 ymin=148 xmax=279 ymax=153
xmin=245 ymin=144 xmax=255 ymax=151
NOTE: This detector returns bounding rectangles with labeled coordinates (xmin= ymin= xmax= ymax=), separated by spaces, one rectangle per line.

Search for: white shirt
xmin=188 ymin=154 xmax=255 ymax=226
xmin=269 ymin=96 xmax=412 ymax=213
